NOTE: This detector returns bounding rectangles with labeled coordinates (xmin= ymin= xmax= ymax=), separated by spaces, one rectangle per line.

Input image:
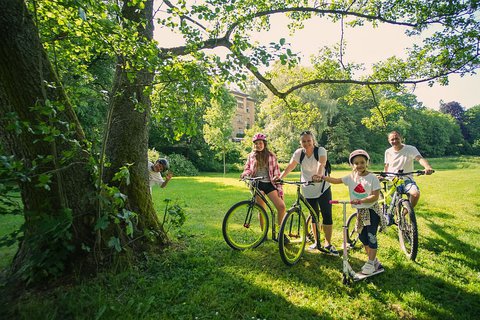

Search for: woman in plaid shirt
xmin=241 ymin=133 xmax=286 ymax=226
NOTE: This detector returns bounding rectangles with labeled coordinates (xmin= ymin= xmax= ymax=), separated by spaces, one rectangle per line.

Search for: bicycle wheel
xmin=279 ymin=207 xmax=307 ymax=266
xmin=346 ymin=212 xmax=359 ymax=248
xmin=396 ymin=199 xmax=418 ymax=261
xmin=305 ymin=214 xmax=315 ymax=243
xmin=222 ymin=200 xmax=269 ymax=250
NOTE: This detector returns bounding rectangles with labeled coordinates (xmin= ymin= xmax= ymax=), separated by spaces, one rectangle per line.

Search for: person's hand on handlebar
xmin=423 ymin=167 xmax=434 ymax=175
xmin=312 ymin=174 xmax=322 ymax=182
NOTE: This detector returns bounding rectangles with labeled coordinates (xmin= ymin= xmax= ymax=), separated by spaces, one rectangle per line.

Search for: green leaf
xmin=108 ymin=237 xmax=122 ymax=252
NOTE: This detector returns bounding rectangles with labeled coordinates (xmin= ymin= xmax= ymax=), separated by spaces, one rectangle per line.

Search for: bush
xmin=167 ymin=153 xmax=199 ymax=176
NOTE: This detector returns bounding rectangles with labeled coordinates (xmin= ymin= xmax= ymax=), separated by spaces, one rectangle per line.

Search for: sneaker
xmin=308 ymin=243 xmax=318 ymax=250
xmin=324 ymin=245 xmax=339 ymax=256
xmin=374 ymin=259 xmax=384 ymax=271
xmin=361 ymin=261 xmax=376 ymax=275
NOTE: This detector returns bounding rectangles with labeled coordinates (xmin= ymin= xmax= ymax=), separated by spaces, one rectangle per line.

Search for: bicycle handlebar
xmin=240 ymin=176 xmax=265 ymax=182
xmin=373 ymin=170 xmax=435 ymax=177
xmin=276 ymin=180 xmax=314 ymax=186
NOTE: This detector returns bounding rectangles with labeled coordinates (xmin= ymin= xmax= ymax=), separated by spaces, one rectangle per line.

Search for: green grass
xmin=1 ymin=157 xmax=480 ymax=319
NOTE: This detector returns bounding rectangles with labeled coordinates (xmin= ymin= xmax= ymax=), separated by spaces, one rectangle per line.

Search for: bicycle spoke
xmin=223 ymin=201 xmax=268 ymax=250
xmin=397 ymin=200 xmax=418 ymax=261
xmin=279 ymin=209 xmax=306 ymax=265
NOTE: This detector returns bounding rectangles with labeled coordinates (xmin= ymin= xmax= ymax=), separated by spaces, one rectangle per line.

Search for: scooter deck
xmin=354 ymin=268 xmax=385 ymax=281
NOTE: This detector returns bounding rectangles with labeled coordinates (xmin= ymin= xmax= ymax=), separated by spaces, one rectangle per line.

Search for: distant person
xmin=149 ymin=158 xmax=173 ymax=191
xmin=278 ymin=131 xmax=338 ymax=255
xmin=241 ymin=133 xmax=286 ymax=228
xmin=316 ymin=149 xmax=384 ymax=275
xmin=384 ymin=131 xmax=434 ymax=208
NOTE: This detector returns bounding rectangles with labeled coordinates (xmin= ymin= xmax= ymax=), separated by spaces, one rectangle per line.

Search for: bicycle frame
xmin=247 ymin=178 xmax=278 ymax=241
xmin=378 ymin=177 xmax=406 ymax=221
xmin=375 ymin=170 xmax=426 ymax=224
xmin=281 ymin=180 xmax=328 ymax=253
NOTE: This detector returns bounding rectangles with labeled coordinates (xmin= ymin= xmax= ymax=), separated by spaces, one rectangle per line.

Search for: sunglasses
xmin=300 ymin=130 xmax=312 ymax=136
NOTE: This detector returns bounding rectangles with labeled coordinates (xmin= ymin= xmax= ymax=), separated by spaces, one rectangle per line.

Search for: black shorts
xmin=306 ymin=187 xmax=333 ymax=225
xmin=258 ymin=181 xmax=276 ymax=195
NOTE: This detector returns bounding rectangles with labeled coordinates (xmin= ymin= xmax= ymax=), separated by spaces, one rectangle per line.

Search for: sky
xmin=154 ymin=12 xmax=480 ymax=110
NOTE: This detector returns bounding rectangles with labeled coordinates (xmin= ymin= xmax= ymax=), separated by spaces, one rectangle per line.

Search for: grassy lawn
xmin=1 ymin=157 xmax=480 ymax=319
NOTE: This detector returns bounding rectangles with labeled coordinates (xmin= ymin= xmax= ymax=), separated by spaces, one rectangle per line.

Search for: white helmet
xmin=348 ymin=149 xmax=370 ymax=164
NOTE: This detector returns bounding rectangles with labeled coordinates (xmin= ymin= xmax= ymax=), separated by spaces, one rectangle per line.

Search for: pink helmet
xmin=349 ymin=149 xmax=370 ymax=164
xmin=252 ymin=133 xmax=267 ymax=142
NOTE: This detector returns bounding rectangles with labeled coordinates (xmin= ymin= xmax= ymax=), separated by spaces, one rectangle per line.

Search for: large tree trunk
xmin=104 ymin=0 xmax=166 ymax=247
xmin=0 ymin=0 xmax=97 ymax=275
xmin=0 ymin=0 xmax=167 ymax=283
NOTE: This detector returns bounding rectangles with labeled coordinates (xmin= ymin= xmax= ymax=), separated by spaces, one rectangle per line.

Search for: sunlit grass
xmin=1 ymin=157 xmax=479 ymax=319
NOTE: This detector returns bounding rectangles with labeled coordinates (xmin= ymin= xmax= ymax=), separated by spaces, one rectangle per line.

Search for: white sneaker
xmin=361 ymin=261 xmax=376 ymax=275
xmin=374 ymin=259 xmax=384 ymax=271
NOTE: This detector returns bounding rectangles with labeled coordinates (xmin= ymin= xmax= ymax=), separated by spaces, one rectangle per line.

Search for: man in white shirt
xmin=384 ymin=131 xmax=434 ymax=208
xmin=148 ymin=158 xmax=173 ymax=191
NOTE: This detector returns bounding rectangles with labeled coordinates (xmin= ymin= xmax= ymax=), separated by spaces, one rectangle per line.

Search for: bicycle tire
xmin=396 ymin=199 xmax=418 ymax=261
xmin=346 ymin=212 xmax=359 ymax=248
xmin=222 ymin=200 xmax=269 ymax=250
xmin=305 ymin=214 xmax=316 ymax=243
xmin=279 ymin=207 xmax=307 ymax=266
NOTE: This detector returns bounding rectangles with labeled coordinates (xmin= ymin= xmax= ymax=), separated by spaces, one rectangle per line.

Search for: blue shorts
xmin=398 ymin=178 xmax=420 ymax=195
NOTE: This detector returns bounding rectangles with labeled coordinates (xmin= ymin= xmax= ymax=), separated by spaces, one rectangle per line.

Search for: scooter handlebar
xmin=329 ymin=200 xmax=354 ymax=204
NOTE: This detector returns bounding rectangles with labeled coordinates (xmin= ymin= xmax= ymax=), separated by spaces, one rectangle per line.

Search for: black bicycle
xmin=222 ymin=177 xmax=278 ymax=250
xmin=278 ymin=180 xmax=330 ymax=265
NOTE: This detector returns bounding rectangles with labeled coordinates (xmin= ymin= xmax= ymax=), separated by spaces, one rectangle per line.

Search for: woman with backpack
xmin=278 ymin=131 xmax=338 ymax=255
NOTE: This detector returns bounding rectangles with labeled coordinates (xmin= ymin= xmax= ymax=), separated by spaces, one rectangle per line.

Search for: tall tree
xmin=203 ymin=86 xmax=237 ymax=175
xmin=0 ymin=0 xmax=97 ymax=281
xmin=1 ymin=0 xmax=479 ymax=286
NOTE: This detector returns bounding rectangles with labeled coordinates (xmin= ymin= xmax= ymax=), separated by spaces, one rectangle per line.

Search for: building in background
xmin=230 ymin=90 xmax=255 ymax=141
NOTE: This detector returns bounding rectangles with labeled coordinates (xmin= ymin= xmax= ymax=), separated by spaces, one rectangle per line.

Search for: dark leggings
xmin=359 ymin=208 xmax=380 ymax=249
xmin=306 ymin=187 xmax=333 ymax=225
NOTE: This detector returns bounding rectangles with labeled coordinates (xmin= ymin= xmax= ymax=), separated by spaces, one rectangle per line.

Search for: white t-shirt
xmin=290 ymin=147 xmax=331 ymax=199
xmin=342 ymin=172 xmax=380 ymax=209
xmin=384 ymin=144 xmax=421 ymax=178
xmin=148 ymin=161 xmax=164 ymax=188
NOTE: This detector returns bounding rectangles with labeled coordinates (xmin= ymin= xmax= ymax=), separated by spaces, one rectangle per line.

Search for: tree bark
xmin=0 ymin=0 xmax=97 ymax=274
xmin=103 ymin=0 xmax=166 ymax=246
xmin=0 ymin=0 xmax=167 ymax=283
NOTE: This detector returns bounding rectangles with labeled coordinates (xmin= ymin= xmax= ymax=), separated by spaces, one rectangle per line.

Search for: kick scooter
xmin=330 ymin=200 xmax=384 ymax=285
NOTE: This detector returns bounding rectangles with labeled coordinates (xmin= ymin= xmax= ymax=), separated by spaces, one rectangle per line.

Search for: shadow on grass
xmin=165 ymin=178 xmax=480 ymax=319
xmin=421 ymin=216 xmax=480 ymax=272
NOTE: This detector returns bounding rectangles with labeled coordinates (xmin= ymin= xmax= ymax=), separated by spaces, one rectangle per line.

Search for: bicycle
xmin=222 ymin=176 xmax=278 ymax=250
xmin=277 ymin=180 xmax=330 ymax=266
xmin=346 ymin=170 xmax=433 ymax=261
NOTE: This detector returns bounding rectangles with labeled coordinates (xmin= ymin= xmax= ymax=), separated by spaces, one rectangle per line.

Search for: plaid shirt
xmin=242 ymin=152 xmax=284 ymax=198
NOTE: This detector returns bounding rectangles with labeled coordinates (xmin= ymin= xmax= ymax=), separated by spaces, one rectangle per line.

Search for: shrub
xmin=167 ymin=153 xmax=199 ymax=176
